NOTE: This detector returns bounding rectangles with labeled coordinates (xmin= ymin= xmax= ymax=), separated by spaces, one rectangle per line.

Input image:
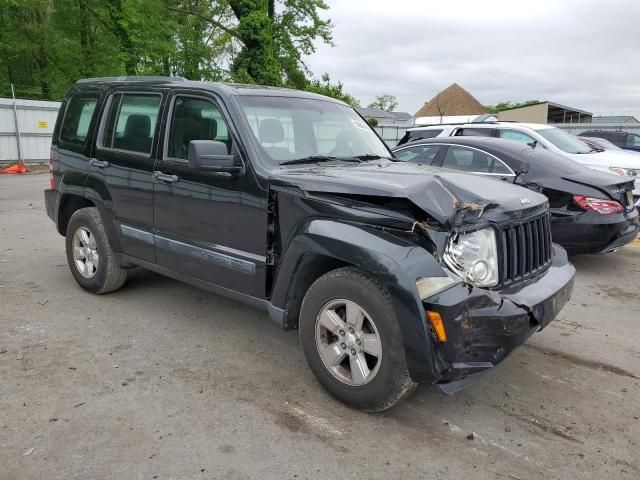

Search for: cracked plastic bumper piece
xmin=423 ymin=245 xmax=575 ymax=386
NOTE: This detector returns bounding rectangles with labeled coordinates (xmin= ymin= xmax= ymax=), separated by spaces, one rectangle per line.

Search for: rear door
xmin=92 ymin=90 xmax=166 ymax=263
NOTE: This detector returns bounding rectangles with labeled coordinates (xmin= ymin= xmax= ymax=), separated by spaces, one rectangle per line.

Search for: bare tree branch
xmin=167 ymin=6 xmax=243 ymax=43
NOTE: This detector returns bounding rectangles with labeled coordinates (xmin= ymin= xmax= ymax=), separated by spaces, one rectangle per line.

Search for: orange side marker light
xmin=426 ymin=310 xmax=447 ymax=342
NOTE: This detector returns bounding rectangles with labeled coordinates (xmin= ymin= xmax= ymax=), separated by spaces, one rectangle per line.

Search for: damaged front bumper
xmin=421 ymin=245 xmax=575 ymax=392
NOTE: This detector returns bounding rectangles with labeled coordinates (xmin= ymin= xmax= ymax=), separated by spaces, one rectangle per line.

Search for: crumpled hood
xmin=273 ymin=161 xmax=548 ymax=227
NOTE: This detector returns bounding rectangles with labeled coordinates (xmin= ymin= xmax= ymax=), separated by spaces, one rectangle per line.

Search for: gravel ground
xmin=1 ymin=173 xmax=639 ymax=480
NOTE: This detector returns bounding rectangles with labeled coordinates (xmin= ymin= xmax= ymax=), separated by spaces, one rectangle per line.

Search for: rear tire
xmin=65 ymin=207 xmax=127 ymax=294
xmin=299 ymin=267 xmax=416 ymax=412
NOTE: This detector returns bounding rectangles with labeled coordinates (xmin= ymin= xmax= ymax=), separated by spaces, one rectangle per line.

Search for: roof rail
xmin=410 ymin=121 xmax=502 ymax=128
xmin=76 ymin=76 xmax=186 ymax=84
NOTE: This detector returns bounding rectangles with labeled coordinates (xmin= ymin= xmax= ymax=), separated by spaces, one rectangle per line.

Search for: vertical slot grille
xmin=497 ymin=212 xmax=552 ymax=286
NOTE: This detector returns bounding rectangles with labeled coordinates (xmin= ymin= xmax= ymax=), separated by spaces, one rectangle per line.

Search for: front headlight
xmin=609 ymin=167 xmax=639 ymax=177
xmin=443 ymin=228 xmax=499 ymax=288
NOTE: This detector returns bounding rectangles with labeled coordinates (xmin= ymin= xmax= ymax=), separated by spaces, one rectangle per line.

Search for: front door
xmin=152 ymin=92 xmax=268 ymax=298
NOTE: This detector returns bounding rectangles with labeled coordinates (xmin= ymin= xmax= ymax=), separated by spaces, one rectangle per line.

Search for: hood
xmin=273 ymin=161 xmax=548 ymax=228
xmin=567 ymin=149 xmax=640 ymax=169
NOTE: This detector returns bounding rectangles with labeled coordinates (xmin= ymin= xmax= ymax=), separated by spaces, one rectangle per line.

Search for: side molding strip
xmin=120 ymin=224 xmax=155 ymax=245
xmin=119 ymin=224 xmax=259 ymax=275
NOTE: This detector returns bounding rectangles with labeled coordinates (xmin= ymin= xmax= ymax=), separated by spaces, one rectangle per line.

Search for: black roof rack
xmin=409 ymin=121 xmax=503 ymax=129
xmin=76 ymin=76 xmax=187 ymax=84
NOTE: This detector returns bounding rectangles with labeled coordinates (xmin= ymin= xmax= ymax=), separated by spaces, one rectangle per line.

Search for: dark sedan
xmin=393 ymin=137 xmax=639 ymax=255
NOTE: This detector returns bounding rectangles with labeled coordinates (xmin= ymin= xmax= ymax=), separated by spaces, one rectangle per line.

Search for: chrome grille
xmin=497 ymin=211 xmax=553 ymax=286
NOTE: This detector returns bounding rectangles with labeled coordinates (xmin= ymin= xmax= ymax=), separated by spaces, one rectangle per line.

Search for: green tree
xmin=170 ymin=0 xmax=333 ymax=86
xmin=304 ymin=73 xmax=359 ymax=106
xmin=0 ymin=0 xmax=358 ymax=104
xmin=368 ymin=94 xmax=398 ymax=112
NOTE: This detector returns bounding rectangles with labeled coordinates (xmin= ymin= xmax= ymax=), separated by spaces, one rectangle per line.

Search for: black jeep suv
xmin=44 ymin=77 xmax=575 ymax=411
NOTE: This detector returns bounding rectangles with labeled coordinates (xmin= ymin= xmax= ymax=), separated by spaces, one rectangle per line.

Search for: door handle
xmin=153 ymin=171 xmax=180 ymax=183
xmin=89 ymin=158 xmax=110 ymax=168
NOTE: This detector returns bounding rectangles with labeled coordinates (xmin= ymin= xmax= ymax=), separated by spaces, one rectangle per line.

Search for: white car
xmin=400 ymin=122 xmax=640 ymax=203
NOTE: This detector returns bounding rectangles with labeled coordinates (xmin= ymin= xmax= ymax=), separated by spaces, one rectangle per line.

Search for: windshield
xmin=236 ymin=96 xmax=390 ymax=165
xmin=536 ymin=127 xmax=592 ymax=154
xmin=589 ymin=137 xmax=622 ymax=151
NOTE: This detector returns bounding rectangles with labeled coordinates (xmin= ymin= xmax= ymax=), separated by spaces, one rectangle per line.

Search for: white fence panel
xmin=0 ymin=98 xmax=61 ymax=163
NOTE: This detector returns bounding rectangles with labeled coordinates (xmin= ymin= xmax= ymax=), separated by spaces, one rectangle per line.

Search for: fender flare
xmin=82 ymin=175 xmax=123 ymax=253
xmin=271 ymin=219 xmax=448 ymax=383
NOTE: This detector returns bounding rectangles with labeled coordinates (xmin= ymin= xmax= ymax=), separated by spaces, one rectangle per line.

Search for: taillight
xmin=573 ymin=195 xmax=623 ymax=215
xmin=49 ymin=150 xmax=55 ymax=189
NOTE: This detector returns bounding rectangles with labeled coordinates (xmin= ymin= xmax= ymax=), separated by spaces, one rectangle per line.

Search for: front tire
xmin=299 ymin=267 xmax=416 ymax=412
xmin=65 ymin=207 xmax=127 ymax=294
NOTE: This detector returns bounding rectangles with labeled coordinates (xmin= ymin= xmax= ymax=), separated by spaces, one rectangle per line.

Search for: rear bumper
xmin=550 ymin=208 xmax=639 ymax=255
xmin=419 ymin=246 xmax=575 ymax=386
xmin=44 ymin=189 xmax=57 ymax=223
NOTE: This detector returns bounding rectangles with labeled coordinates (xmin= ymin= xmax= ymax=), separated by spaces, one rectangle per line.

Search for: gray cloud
xmin=305 ymin=0 xmax=640 ymax=117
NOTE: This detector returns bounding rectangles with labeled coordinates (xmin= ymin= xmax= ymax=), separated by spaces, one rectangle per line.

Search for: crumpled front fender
xmin=271 ymin=218 xmax=447 ymax=383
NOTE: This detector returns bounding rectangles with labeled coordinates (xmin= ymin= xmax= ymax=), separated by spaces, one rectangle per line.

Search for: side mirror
xmin=188 ymin=140 xmax=242 ymax=173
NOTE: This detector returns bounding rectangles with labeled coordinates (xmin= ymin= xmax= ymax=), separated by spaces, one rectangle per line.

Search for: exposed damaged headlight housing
xmin=416 ymin=271 xmax=461 ymax=300
xmin=444 ymin=228 xmax=499 ymax=288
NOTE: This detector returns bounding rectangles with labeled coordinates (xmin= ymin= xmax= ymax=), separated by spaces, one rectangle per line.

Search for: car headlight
xmin=443 ymin=228 xmax=499 ymax=288
xmin=609 ymin=167 xmax=638 ymax=177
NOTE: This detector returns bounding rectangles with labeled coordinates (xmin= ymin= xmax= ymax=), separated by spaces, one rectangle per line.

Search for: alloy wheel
xmin=315 ymin=299 xmax=383 ymax=386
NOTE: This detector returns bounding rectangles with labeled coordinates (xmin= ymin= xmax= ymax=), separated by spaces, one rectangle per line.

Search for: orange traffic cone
xmin=0 ymin=163 xmax=30 ymax=174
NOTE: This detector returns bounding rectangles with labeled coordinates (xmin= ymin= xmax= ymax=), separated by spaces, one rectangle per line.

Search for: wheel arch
xmin=271 ymin=218 xmax=446 ymax=383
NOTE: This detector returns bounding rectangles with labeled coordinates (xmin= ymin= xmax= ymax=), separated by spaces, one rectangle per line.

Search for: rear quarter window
xmin=454 ymin=128 xmax=495 ymax=137
xmin=59 ymin=95 xmax=99 ymax=145
xmin=398 ymin=129 xmax=442 ymax=145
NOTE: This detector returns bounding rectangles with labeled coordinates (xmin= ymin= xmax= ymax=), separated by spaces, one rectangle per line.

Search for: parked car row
xmin=393 ymin=137 xmax=639 ymax=254
xmin=579 ymin=129 xmax=640 ymax=153
xmin=398 ymin=122 xmax=640 ymax=204
xmin=45 ymin=78 xmax=577 ymax=412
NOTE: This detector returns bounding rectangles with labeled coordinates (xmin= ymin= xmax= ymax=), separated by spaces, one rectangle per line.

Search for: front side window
xmin=441 ymin=146 xmax=506 ymax=174
xmin=394 ymin=145 xmax=440 ymax=164
xmin=101 ymin=93 xmax=161 ymax=154
xmin=166 ymin=96 xmax=231 ymax=160
xmin=626 ymin=134 xmax=640 ymax=147
xmin=498 ymin=129 xmax=536 ymax=143
xmin=59 ymin=95 xmax=98 ymax=145
xmin=237 ymin=96 xmax=390 ymax=164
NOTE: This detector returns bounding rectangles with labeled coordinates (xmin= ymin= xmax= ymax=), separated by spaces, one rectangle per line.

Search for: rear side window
xmin=441 ymin=146 xmax=510 ymax=174
xmin=454 ymin=128 xmax=495 ymax=137
xmin=398 ymin=129 xmax=442 ymax=145
xmin=59 ymin=95 xmax=98 ymax=145
xmin=101 ymin=93 xmax=161 ymax=155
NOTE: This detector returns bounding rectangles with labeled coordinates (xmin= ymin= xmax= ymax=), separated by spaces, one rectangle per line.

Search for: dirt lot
xmin=1 ymin=173 xmax=639 ymax=480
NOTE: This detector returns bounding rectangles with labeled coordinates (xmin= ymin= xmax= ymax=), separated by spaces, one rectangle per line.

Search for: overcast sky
xmin=304 ymin=0 xmax=639 ymax=118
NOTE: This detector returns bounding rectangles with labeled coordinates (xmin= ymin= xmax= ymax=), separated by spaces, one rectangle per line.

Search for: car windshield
xmin=236 ymin=96 xmax=390 ymax=165
xmin=536 ymin=127 xmax=592 ymax=154
xmin=589 ymin=137 xmax=622 ymax=151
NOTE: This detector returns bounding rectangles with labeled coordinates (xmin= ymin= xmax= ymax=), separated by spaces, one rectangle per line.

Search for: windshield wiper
xmin=353 ymin=154 xmax=399 ymax=162
xmin=280 ymin=155 xmax=361 ymax=166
